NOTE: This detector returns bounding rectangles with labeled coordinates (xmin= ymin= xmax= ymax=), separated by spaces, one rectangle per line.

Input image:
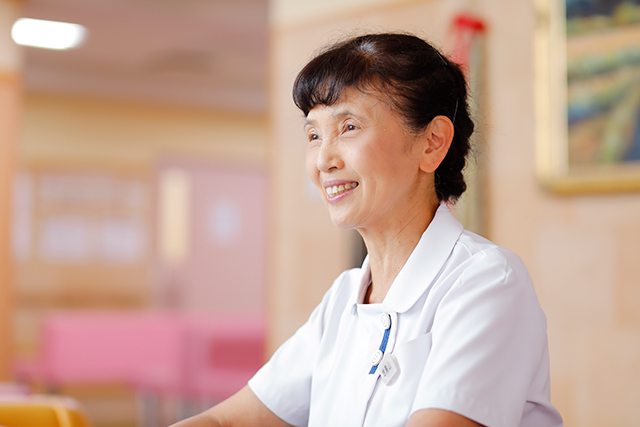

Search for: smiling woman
xmin=172 ymin=33 xmax=563 ymax=427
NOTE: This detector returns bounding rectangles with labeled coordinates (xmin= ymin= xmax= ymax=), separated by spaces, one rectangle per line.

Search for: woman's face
xmin=305 ymin=88 xmax=433 ymax=231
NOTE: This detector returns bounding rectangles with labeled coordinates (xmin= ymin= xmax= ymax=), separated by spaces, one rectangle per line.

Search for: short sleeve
xmin=411 ymin=249 xmax=548 ymax=427
xmin=248 ymin=285 xmax=332 ymax=426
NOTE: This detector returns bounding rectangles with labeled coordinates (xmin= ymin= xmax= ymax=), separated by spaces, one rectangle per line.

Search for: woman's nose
xmin=316 ymin=140 xmax=343 ymax=172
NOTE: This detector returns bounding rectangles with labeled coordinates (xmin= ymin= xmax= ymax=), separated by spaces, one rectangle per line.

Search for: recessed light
xmin=11 ymin=18 xmax=87 ymax=50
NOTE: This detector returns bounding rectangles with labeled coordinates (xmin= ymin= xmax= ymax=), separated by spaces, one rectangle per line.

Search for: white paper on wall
xmin=207 ymin=199 xmax=241 ymax=245
xmin=39 ymin=216 xmax=93 ymax=263
xmin=100 ymin=219 xmax=146 ymax=263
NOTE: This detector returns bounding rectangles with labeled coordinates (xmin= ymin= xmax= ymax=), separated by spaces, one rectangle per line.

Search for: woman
xmin=173 ymin=33 xmax=563 ymax=427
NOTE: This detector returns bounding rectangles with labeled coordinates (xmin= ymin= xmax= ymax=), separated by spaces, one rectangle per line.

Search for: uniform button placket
xmin=369 ymin=312 xmax=392 ymax=374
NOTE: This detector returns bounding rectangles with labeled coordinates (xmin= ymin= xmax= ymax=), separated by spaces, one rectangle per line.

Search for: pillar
xmin=0 ymin=0 xmax=23 ymax=380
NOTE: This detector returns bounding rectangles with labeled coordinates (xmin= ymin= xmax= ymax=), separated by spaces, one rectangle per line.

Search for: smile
xmin=325 ymin=182 xmax=359 ymax=198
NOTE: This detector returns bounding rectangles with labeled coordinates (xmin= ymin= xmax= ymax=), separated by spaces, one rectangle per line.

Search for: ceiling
xmin=20 ymin=0 xmax=269 ymax=113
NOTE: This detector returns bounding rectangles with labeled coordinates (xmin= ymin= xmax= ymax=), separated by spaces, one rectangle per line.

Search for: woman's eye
xmin=308 ymin=133 xmax=319 ymax=141
xmin=346 ymin=124 xmax=356 ymax=132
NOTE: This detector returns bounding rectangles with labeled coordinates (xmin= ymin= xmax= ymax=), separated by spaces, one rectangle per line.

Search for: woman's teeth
xmin=325 ymin=182 xmax=358 ymax=198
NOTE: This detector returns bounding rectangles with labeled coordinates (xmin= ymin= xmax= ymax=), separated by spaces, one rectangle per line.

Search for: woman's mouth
xmin=325 ymin=182 xmax=359 ymax=199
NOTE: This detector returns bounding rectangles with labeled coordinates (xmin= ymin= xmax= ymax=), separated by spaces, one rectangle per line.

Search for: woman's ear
xmin=418 ymin=115 xmax=454 ymax=173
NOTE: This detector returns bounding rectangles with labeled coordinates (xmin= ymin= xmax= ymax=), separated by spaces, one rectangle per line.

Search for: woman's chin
xmin=329 ymin=214 xmax=358 ymax=230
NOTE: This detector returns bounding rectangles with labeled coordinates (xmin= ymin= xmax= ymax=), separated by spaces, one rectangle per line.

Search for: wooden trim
xmin=0 ymin=77 xmax=19 ymax=381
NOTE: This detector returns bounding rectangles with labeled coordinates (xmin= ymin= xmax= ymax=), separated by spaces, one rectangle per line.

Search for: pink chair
xmin=181 ymin=314 xmax=265 ymax=403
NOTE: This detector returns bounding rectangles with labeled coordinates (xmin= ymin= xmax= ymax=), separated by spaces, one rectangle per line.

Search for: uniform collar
xmin=355 ymin=203 xmax=464 ymax=313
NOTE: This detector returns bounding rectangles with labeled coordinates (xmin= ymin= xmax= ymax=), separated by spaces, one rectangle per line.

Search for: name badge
xmin=379 ymin=352 xmax=399 ymax=385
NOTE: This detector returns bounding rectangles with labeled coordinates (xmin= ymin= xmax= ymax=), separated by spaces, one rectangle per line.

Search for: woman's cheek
xmin=305 ymin=148 xmax=318 ymax=179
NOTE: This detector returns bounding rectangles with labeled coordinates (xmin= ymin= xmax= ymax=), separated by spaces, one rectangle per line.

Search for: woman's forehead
xmin=306 ymin=89 xmax=386 ymax=121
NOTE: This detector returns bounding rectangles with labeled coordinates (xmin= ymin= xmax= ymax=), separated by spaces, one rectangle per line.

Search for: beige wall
xmin=268 ymin=0 xmax=640 ymax=425
xmin=21 ymin=93 xmax=267 ymax=170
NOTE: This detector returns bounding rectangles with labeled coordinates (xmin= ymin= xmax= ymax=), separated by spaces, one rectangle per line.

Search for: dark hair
xmin=293 ymin=33 xmax=474 ymax=203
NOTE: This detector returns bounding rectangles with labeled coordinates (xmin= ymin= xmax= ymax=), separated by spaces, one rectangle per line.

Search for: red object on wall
xmin=449 ymin=13 xmax=487 ymax=69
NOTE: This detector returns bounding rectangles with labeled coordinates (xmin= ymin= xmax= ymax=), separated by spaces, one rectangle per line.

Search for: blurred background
xmin=1 ymin=0 xmax=640 ymax=426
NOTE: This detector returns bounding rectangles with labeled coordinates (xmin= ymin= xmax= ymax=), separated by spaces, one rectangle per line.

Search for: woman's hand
xmin=406 ymin=409 xmax=484 ymax=427
xmin=170 ymin=386 xmax=293 ymax=427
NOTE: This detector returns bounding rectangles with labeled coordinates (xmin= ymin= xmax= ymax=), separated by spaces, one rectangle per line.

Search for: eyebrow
xmin=304 ymin=108 xmax=359 ymax=128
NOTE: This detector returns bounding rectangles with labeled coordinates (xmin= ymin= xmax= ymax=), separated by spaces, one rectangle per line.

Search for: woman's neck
xmin=360 ymin=198 xmax=440 ymax=304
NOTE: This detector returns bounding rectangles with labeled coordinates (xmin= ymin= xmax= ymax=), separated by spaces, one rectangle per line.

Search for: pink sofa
xmin=14 ymin=311 xmax=265 ymax=401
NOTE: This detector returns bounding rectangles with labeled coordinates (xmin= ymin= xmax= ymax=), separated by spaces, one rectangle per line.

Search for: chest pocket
xmin=392 ymin=332 xmax=433 ymax=383
xmin=365 ymin=332 xmax=433 ymax=427
xmin=365 ymin=333 xmax=433 ymax=426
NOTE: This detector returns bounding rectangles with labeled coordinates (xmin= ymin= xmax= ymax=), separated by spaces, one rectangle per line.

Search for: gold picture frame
xmin=535 ymin=0 xmax=640 ymax=193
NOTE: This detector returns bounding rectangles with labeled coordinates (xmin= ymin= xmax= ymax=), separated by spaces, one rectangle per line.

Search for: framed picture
xmin=535 ymin=0 xmax=640 ymax=193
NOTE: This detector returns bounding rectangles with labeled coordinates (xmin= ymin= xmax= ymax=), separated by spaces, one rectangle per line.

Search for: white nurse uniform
xmin=248 ymin=203 xmax=563 ymax=427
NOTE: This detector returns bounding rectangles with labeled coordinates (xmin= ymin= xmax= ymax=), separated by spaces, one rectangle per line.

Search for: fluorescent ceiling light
xmin=11 ymin=18 xmax=87 ymax=50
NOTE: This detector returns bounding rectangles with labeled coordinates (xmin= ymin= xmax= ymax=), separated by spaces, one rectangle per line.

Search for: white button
xmin=381 ymin=312 xmax=391 ymax=330
xmin=371 ymin=350 xmax=384 ymax=366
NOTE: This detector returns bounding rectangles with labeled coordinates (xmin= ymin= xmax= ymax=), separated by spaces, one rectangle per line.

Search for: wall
xmin=21 ymin=93 xmax=267 ymax=170
xmin=268 ymin=0 xmax=640 ymax=425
